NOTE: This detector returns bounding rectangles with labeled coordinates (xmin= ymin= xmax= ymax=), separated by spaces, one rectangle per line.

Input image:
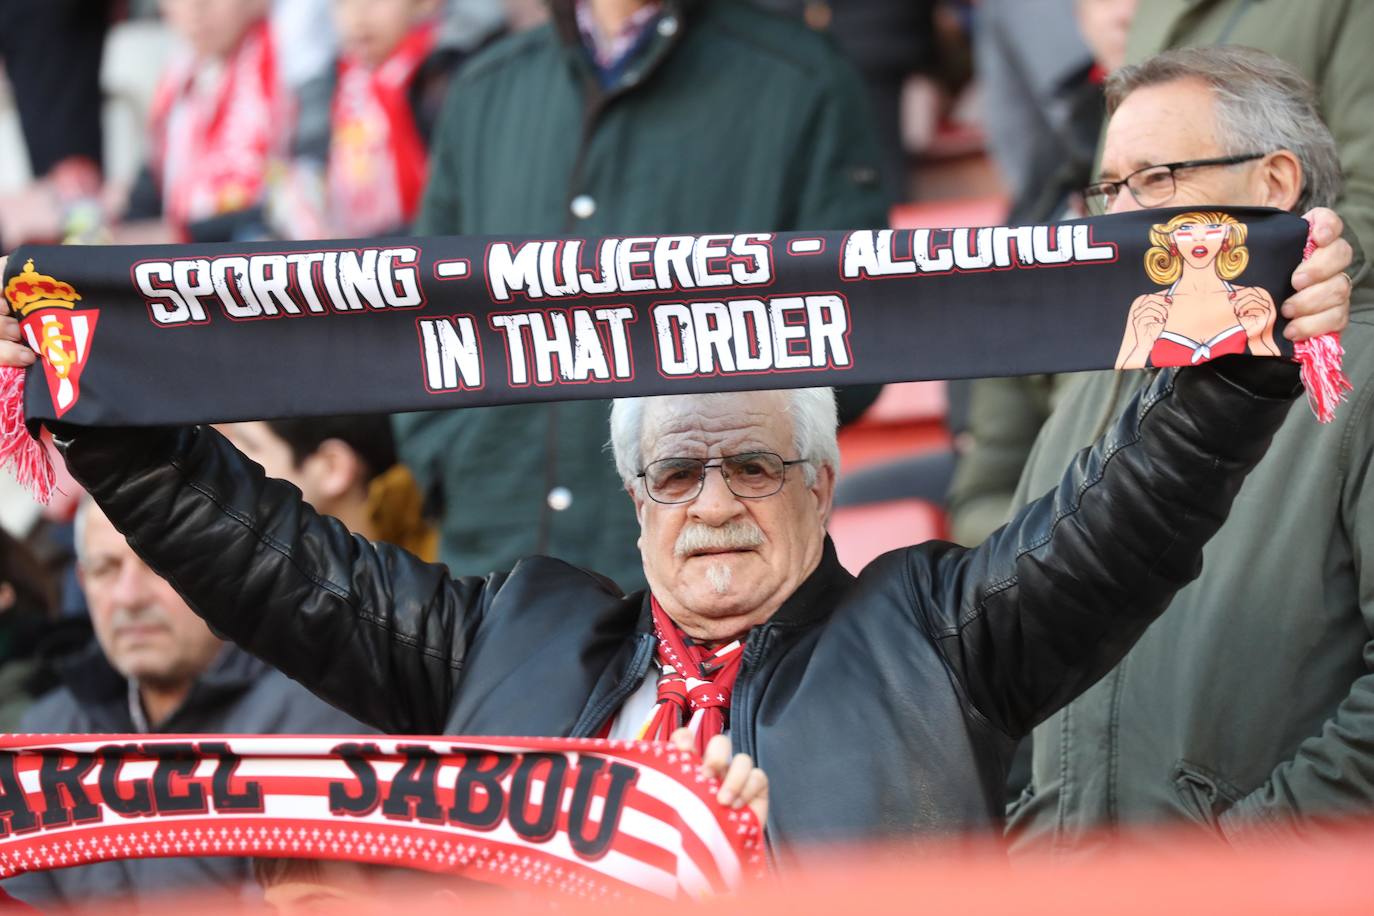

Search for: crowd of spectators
xmin=0 ymin=0 xmax=1371 ymax=910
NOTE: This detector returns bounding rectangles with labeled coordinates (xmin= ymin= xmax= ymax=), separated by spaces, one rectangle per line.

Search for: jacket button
xmin=657 ymin=15 xmax=679 ymax=37
xmin=570 ymin=194 xmax=596 ymax=219
xmin=547 ymin=486 xmax=573 ymax=511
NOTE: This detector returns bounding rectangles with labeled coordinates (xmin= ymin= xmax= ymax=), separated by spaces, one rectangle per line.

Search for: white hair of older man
xmin=608 ymin=388 xmax=841 ymax=490
xmin=72 ymin=494 xmax=94 ymax=566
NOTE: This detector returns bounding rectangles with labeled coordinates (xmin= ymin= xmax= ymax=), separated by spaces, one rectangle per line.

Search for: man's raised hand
xmin=1286 ymin=208 xmax=1355 ymax=341
xmin=0 ymin=256 xmax=37 ymax=369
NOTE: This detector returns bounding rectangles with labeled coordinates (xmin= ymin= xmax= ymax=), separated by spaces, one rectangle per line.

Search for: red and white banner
xmin=0 ymin=734 xmax=765 ymax=899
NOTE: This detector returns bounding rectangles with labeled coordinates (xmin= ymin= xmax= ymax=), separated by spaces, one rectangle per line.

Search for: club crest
xmin=5 ymin=259 xmax=99 ymax=417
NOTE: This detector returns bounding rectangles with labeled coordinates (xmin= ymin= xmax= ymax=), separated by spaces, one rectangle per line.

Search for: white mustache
xmin=674 ymin=520 xmax=765 ymax=558
xmin=109 ymin=605 xmax=171 ymax=632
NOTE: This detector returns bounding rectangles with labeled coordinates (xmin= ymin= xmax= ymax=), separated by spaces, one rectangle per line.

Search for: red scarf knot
xmin=644 ymin=596 xmax=745 ymax=755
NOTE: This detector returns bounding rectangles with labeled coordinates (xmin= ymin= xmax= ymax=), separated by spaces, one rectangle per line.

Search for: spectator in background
xmin=0 ymin=0 xmax=110 ymax=247
xmin=111 ymin=0 xmax=281 ymax=243
xmin=1006 ymin=47 xmax=1374 ymax=851
xmin=218 ymin=415 xmax=437 ymax=559
xmin=1002 ymin=0 xmax=1131 ymax=225
xmin=951 ymin=0 xmax=1374 ymax=549
xmin=269 ymin=0 xmax=477 ymax=239
xmin=1125 ymin=0 xmax=1372 ymax=290
xmin=1 ymin=498 xmax=372 ymax=909
xmin=755 ymin=0 xmax=940 ymax=201
xmin=399 ymin=0 xmax=889 ymax=590
xmin=254 ymin=858 xmax=470 ymax=914
xmin=947 ymin=0 xmax=1134 ymax=547
xmin=974 ymin=0 xmax=1093 ymax=215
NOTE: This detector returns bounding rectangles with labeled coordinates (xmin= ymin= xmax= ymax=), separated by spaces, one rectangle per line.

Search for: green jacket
xmin=1004 ymin=280 xmax=1374 ymax=847
xmin=947 ymin=0 xmax=1374 ymax=548
xmin=396 ymin=0 xmax=888 ymax=588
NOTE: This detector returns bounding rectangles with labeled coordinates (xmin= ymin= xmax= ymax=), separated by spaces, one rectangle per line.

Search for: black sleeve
xmin=920 ymin=357 xmax=1300 ymax=738
xmin=55 ymin=424 xmax=495 ymax=734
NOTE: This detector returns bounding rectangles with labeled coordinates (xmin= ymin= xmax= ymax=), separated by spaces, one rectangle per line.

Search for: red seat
xmin=839 ymin=381 xmax=951 ymax=472
xmin=861 ymin=380 xmax=947 ymax=425
xmin=890 ymin=195 xmax=1010 ymax=230
xmin=829 ymin=499 xmax=947 ymax=573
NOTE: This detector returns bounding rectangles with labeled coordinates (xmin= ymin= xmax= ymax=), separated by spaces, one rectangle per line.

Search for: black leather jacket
xmin=58 ymin=359 xmax=1299 ymax=852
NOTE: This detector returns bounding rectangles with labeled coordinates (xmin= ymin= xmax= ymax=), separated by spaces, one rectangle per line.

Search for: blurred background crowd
xmin=2 ymin=0 xmax=1373 ymax=910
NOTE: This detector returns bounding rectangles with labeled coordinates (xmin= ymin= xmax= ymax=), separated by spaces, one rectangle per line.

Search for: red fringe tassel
xmin=0 ymin=366 xmax=56 ymax=503
xmin=1295 ymin=227 xmax=1352 ymax=423
xmin=1294 ymin=334 xmax=1353 ymax=424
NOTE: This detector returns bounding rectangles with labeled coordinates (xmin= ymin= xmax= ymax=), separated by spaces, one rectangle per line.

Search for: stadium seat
xmin=838 ymin=381 xmax=951 ymax=473
xmin=890 ymin=195 xmax=1010 ymax=231
xmin=829 ymin=498 xmax=947 ymax=573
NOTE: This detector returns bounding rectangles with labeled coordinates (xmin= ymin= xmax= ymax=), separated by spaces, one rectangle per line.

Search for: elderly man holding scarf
xmin=0 ymin=111 xmax=1354 ymax=860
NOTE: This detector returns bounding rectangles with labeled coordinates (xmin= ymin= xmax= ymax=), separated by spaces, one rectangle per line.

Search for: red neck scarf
xmin=149 ymin=20 xmax=280 ymax=233
xmin=327 ymin=22 xmax=437 ymax=237
xmin=643 ymin=596 xmax=746 ymax=754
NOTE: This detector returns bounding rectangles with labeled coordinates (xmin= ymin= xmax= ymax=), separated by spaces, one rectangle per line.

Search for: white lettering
xmin=419 ymin=317 xmax=482 ymax=390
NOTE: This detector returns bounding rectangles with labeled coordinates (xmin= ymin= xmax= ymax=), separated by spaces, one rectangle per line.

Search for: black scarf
xmin=0 ymin=207 xmax=1347 ymax=500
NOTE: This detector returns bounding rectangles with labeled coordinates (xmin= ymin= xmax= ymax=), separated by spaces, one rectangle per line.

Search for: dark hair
xmin=253 ymin=857 xmax=324 ymax=888
xmin=0 ymin=529 xmax=58 ymax=623
xmin=252 ymin=857 xmax=414 ymax=889
xmin=266 ymin=415 xmax=398 ymax=482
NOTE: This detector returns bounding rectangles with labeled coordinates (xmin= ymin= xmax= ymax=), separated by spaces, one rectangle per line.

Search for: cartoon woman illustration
xmin=1115 ymin=210 xmax=1280 ymax=370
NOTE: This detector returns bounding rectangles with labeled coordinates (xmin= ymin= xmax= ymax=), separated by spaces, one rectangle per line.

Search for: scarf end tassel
xmin=0 ymin=366 xmax=55 ymax=503
xmin=1294 ymin=333 xmax=1352 ymax=424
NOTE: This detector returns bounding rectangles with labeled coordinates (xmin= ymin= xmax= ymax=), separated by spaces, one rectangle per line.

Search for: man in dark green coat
xmin=397 ymin=0 xmax=889 ymax=589
xmin=1006 ymin=47 xmax=1374 ymax=851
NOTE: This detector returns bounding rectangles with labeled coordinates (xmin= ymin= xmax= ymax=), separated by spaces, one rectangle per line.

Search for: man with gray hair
xmin=1005 ymin=46 xmax=1374 ymax=851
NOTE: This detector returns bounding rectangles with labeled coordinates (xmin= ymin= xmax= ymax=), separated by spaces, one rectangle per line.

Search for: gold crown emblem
xmin=4 ymin=259 xmax=82 ymax=317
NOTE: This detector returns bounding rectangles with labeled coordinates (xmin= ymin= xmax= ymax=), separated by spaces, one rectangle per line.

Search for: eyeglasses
xmin=1081 ymin=152 xmax=1267 ymax=215
xmin=637 ymin=451 xmax=809 ymax=505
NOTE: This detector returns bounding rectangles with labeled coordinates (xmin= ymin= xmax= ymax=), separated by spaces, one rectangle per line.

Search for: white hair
xmin=608 ymin=387 xmax=840 ymax=489
xmin=73 ymin=494 xmax=94 ymax=566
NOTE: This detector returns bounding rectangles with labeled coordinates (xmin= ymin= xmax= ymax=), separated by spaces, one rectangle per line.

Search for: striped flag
xmin=0 ymin=734 xmax=765 ymax=899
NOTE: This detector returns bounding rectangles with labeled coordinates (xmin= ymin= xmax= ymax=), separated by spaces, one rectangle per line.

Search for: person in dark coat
xmin=1 ymin=499 xmax=372 ymax=910
xmin=396 ymin=0 xmax=890 ymax=591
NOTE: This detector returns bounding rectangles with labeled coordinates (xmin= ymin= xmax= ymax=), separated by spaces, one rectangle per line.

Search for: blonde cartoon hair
xmin=1144 ymin=210 xmax=1249 ymax=286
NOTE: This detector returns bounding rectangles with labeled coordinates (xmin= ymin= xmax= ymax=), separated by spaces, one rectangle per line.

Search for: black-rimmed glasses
xmin=637 ymin=452 xmax=809 ymax=505
xmin=1081 ymin=152 xmax=1267 ymax=215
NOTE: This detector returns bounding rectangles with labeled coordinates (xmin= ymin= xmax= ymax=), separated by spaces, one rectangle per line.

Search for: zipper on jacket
xmin=730 ymin=625 xmax=778 ymax=865
xmin=559 ymin=14 xmax=682 ymax=233
xmin=570 ymin=632 xmax=656 ymax=737
xmin=730 ymin=627 xmax=770 ymax=764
